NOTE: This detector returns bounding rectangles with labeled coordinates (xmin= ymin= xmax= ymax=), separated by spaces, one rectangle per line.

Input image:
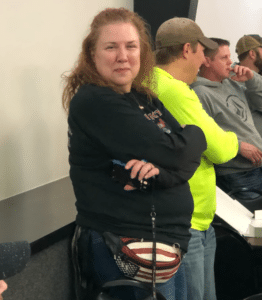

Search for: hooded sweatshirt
xmin=191 ymin=72 xmax=262 ymax=176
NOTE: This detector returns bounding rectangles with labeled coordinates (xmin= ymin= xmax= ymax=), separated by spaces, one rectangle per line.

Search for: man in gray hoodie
xmin=191 ymin=38 xmax=262 ymax=199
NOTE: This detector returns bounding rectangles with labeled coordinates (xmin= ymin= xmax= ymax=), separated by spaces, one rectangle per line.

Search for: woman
xmin=62 ymin=8 xmax=206 ymax=300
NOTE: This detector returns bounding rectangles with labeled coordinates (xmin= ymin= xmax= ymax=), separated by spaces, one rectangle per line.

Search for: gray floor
xmin=3 ymin=237 xmax=75 ymax=300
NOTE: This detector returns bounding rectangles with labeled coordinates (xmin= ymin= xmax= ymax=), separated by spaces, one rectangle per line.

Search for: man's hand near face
xmin=230 ymin=65 xmax=254 ymax=82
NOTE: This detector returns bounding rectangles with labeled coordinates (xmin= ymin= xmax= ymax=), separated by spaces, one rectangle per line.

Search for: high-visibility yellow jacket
xmin=153 ymin=67 xmax=239 ymax=230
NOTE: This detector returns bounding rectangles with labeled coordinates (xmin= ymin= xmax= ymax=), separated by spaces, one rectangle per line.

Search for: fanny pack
xmin=108 ymin=155 xmax=183 ymax=299
xmin=103 ymin=232 xmax=181 ymax=284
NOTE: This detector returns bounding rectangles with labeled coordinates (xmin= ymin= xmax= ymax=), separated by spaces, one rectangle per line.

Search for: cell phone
xmin=111 ymin=159 xmax=154 ymax=192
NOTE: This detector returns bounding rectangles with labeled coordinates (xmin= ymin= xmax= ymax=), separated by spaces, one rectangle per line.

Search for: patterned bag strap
xmin=150 ymin=170 xmax=157 ymax=300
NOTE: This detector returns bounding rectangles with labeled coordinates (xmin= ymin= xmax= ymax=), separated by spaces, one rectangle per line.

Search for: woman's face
xmin=92 ymin=22 xmax=141 ymax=93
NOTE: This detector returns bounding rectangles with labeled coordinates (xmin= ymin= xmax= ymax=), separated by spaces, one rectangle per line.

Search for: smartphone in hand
xmin=111 ymin=160 xmax=154 ymax=192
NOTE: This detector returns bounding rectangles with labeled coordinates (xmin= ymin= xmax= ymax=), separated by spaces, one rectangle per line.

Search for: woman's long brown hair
xmin=62 ymin=7 xmax=156 ymax=113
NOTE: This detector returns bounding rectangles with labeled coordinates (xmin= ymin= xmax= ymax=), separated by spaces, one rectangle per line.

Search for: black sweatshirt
xmin=68 ymin=84 xmax=206 ymax=251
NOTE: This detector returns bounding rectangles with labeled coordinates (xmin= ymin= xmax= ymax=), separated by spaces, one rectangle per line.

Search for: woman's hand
xmin=124 ymin=159 xmax=159 ymax=191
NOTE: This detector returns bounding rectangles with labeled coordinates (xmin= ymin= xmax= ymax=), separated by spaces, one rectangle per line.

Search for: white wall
xmin=1 ymin=0 xmax=133 ymax=201
xmin=195 ymin=0 xmax=262 ymax=62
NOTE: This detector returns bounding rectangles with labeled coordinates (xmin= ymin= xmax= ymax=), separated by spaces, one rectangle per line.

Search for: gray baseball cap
xmin=155 ymin=17 xmax=218 ymax=50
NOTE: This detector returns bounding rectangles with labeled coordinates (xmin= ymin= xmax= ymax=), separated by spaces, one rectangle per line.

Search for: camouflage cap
xmin=236 ymin=35 xmax=262 ymax=55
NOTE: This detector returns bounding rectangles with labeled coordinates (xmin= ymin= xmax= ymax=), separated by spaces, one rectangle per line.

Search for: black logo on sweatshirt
xmin=226 ymin=95 xmax=247 ymax=122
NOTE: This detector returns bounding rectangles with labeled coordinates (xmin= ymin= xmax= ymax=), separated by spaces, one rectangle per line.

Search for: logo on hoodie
xmin=144 ymin=109 xmax=171 ymax=134
xmin=226 ymin=95 xmax=247 ymax=122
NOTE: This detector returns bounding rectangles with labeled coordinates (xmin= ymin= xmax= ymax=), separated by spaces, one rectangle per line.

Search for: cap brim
xmin=199 ymin=37 xmax=218 ymax=50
